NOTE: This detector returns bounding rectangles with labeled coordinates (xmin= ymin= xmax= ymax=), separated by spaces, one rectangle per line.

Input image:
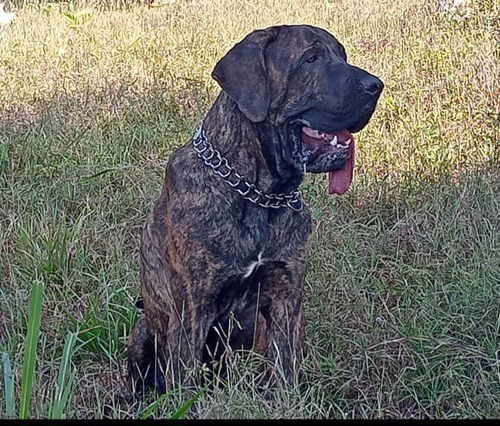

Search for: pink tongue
xmin=329 ymin=137 xmax=355 ymax=195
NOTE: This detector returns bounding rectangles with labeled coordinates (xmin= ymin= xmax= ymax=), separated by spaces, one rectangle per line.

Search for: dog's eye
xmin=305 ymin=55 xmax=318 ymax=64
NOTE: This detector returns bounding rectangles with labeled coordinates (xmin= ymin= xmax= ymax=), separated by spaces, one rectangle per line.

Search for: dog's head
xmin=212 ymin=24 xmax=383 ymax=195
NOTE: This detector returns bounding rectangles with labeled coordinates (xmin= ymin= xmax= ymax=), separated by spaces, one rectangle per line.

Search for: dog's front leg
xmin=261 ymin=272 xmax=305 ymax=384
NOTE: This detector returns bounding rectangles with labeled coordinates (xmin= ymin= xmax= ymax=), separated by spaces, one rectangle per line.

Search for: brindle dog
xmin=127 ymin=24 xmax=383 ymax=393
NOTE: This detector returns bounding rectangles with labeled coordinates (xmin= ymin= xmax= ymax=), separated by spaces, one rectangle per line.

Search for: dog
xmin=127 ymin=24 xmax=383 ymax=393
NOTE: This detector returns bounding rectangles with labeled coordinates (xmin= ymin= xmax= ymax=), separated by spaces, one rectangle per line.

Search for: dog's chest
xmin=237 ymin=208 xmax=312 ymax=277
xmin=242 ymin=250 xmax=265 ymax=279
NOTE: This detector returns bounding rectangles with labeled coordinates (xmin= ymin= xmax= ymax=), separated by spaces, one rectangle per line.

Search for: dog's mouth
xmin=291 ymin=120 xmax=355 ymax=195
xmin=301 ymin=126 xmax=354 ymax=195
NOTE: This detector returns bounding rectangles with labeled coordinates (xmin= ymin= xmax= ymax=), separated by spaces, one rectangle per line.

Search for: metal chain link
xmin=192 ymin=128 xmax=303 ymax=211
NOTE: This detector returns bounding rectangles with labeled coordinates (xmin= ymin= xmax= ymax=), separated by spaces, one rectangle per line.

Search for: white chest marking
xmin=243 ymin=251 xmax=264 ymax=279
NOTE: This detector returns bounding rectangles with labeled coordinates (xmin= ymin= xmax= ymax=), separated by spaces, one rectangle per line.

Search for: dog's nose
xmin=360 ymin=73 xmax=384 ymax=95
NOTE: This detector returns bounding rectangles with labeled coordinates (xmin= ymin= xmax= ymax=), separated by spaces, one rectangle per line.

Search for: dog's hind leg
xmin=127 ymin=315 xmax=167 ymax=395
xmin=149 ymin=301 xmax=219 ymax=390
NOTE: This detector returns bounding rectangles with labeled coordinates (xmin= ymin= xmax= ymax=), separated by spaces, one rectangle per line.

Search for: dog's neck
xmin=202 ymin=92 xmax=304 ymax=195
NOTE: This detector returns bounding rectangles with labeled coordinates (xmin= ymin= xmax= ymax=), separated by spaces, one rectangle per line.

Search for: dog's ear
xmin=212 ymin=27 xmax=280 ymax=123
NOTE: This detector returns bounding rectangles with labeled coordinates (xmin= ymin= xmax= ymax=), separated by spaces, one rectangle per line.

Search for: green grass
xmin=49 ymin=331 xmax=77 ymax=419
xmin=0 ymin=0 xmax=499 ymax=419
xmin=1 ymin=353 xmax=14 ymax=418
xmin=19 ymin=281 xmax=44 ymax=419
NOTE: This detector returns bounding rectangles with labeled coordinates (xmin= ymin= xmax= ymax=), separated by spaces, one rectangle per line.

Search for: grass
xmin=0 ymin=0 xmax=499 ymax=419
xmin=18 ymin=281 xmax=44 ymax=419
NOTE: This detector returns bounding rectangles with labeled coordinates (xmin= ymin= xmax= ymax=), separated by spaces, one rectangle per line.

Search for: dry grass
xmin=0 ymin=0 xmax=499 ymax=419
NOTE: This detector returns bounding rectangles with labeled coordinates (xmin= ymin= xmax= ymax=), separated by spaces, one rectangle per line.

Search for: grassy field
xmin=0 ymin=0 xmax=499 ymax=419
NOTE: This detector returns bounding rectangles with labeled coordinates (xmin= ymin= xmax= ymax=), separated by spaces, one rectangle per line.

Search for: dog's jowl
xmin=127 ymin=24 xmax=383 ymax=393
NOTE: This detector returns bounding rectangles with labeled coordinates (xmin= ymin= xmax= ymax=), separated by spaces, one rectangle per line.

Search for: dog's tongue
xmin=328 ymin=130 xmax=355 ymax=195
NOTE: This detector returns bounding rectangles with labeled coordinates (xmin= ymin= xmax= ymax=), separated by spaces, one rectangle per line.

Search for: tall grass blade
xmin=138 ymin=383 xmax=209 ymax=419
xmin=169 ymin=384 xmax=209 ymax=420
xmin=1 ymin=352 xmax=15 ymax=418
xmin=19 ymin=281 xmax=45 ymax=419
xmin=139 ymin=389 xmax=175 ymax=419
xmin=49 ymin=332 xmax=77 ymax=419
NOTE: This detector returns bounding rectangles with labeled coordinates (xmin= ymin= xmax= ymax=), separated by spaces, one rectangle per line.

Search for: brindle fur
xmin=127 ymin=24 xmax=383 ymax=393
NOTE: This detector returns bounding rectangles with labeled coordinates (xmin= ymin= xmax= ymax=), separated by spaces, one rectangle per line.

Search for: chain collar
xmin=192 ymin=127 xmax=303 ymax=211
